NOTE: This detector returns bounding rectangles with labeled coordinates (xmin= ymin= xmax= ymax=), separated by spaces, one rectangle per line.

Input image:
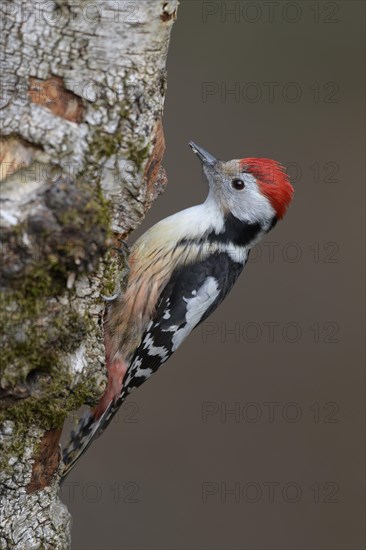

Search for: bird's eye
xmin=231 ymin=178 xmax=245 ymax=190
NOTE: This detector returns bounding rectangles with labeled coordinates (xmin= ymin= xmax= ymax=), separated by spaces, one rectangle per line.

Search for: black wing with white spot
xmin=120 ymin=251 xmax=244 ymax=399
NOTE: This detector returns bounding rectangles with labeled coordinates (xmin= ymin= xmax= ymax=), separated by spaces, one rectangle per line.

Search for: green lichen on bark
xmin=0 ymin=173 xmax=112 ymax=437
xmin=0 ymin=268 xmax=100 ymax=426
xmin=126 ymin=139 xmax=150 ymax=172
xmin=88 ymin=127 xmax=150 ymax=172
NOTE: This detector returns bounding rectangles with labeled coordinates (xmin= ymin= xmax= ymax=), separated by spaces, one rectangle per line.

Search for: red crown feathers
xmin=240 ymin=158 xmax=294 ymax=219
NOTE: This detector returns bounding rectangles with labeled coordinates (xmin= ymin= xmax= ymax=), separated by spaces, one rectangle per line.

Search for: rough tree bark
xmin=0 ymin=1 xmax=178 ymax=548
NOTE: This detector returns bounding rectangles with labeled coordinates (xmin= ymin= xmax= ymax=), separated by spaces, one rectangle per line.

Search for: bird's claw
xmin=101 ymin=291 xmax=120 ymax=301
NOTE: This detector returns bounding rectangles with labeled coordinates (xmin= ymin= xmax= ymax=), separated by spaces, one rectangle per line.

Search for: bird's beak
xmin=189 ymin=141 xmax=217 ymax=167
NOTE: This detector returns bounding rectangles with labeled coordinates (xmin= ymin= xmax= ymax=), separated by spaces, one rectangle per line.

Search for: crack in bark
xmin=26 ymin=428 xmax=62 ymax=494
xmin=28 ymin=76 xmax=85 ymax=123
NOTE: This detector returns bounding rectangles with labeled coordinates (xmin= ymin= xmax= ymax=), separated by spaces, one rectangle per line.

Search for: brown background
xmin=61 ymin=1 xmax=365 ymax=548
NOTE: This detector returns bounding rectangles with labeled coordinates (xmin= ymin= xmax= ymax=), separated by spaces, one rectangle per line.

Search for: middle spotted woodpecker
xmin=62 ymin=141 xmax=294 ymax=478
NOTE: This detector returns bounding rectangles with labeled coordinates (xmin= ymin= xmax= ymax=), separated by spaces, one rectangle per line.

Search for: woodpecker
xmin=62 ymin=141 xmax=294 ymax=479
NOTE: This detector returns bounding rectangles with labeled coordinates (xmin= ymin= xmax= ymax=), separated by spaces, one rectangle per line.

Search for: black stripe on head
xmin=207 ymin=213 xmax=261 ymax=246
xmin=177 ymin=214 xmax=277 ymax=251
xmin=267 ymin=216 xmax=278 ymax=232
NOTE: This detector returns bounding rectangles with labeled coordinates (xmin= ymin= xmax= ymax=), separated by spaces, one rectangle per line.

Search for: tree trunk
xmin=0 ymin=1 xmax=178 ymax=548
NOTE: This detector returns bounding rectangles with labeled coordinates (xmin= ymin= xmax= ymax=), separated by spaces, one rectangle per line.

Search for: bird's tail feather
xmin=61 ymin=355 xmax=128 ymax=481
xmin=61 ymin=404 xmax=113 ymax=482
